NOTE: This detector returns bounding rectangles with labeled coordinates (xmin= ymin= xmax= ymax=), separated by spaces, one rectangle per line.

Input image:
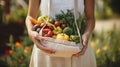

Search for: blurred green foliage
xmin=91 ymin=26 xmax=120 ymax=67
xmin=7 ymin=8 xmax=27 ymax=24
xmin=6 ymin=31 xmax=33 ymax=67
xmin=95 ymin=0 xmax=120 ymax=19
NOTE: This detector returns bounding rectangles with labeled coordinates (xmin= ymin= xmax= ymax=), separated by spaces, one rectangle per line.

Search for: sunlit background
xmin=0 ymin=0 xmax=120 ymax=67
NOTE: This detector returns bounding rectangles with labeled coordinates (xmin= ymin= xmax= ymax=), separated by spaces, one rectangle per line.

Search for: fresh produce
xmin=70 ymin=35 xmax=80 ymax=43
xmin=54 ymin=21 xmax=61 ymax=27
xmin=63 ymin=27 xmax=73 ymax=36
xmin=30 ymin=17 xmax=40 ymax=24
xmin=53 ymin=26 xmax=62 ymax=35
xmin=61 ymin=23 xmax=67 ymax=29
xmin=32 ymin=24 xmax=40 ymax=31
xmin=37 ymin=15 xmax=48 ymax=23
xmin=40 ymin=22 xmax=46 ymax=28
xmin=36 ymin=28 xmax=41 ymax=33
xmin=40 ymin=23 xmax=54 ymax=31
xmin=30 ymin=9 xmax=85 ymax=43
xmin=42 ymin=28 xmax=53 ymax=37
xmin=32 ymin=24 xmax=41 ymax=33
xmin=46 ymin=24 xmax=54 ymax=31
xmin=55 ymin=10 xmax=85 ymax=35
xmin=56 ymin=33 xmax=69 ymax=41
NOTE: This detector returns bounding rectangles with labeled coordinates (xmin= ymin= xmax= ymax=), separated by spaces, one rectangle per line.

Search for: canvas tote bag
xmin=38 ymin=0 xmax=83 ymax=58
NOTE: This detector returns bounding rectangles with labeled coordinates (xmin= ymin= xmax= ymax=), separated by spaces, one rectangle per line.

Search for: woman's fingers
xmin=82 ymin=34 xmax=89 ymax=47
xmin=73 ymin=34 xmax=89 ymax=57
xmin=26 ymin=16 xmax=55 ymax=54
xmin=34 ymin=37 xmax=55 ymax=54
xmin=35 ymin=35 xmax=47 ymax=44
xmin=28 ymin=30 xmax=55 ymax=54
xmin=72 ymin=46 xmax=87 ymax=57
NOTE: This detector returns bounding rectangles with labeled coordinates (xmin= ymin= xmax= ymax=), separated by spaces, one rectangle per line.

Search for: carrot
xmin=30 ymin=17 xmax=39 ymax=25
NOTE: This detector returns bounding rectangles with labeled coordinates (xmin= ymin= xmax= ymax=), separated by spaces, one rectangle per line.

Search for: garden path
xmin=95 ymin=19 xmax=120 ymax=31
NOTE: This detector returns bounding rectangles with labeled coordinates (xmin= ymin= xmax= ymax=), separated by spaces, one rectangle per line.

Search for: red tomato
xmin=61 ymin=23 xmax=67 ymax=29
xmin=42 ymin=28 xmax=53 ymax=37
xmin=54 ymin=21 xmax=60 ymax=27
xmin=46 ymin=24 xmax=54 ymax=30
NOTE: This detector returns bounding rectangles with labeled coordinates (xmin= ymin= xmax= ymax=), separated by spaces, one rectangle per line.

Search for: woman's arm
xmin=28 ymin=0 xmax=40 ymax=18
xmin=26 ymin=0 xmax=40 ymax=31
xmin=82 ymin=0 xmax=95 ymax=48
xmin=73 ymin=0 xmax=95 ymax=56
xmin=84 ymin=0 xmax=95 ymax=38
xmin=26 ymin=0 xmax=55 ymax=54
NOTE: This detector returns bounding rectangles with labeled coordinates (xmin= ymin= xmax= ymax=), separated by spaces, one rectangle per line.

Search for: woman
xmin=26 ymin=0 xmax=96 ymax=67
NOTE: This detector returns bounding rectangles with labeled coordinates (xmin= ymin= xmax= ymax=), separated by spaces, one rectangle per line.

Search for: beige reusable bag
xmin=38 ymin=0 xmax=83 ymax=58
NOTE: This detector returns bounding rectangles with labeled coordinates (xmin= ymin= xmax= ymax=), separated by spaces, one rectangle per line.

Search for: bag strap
xmin=48 ymin=0 xmax=51 ymax=17
xmin=74 ymin=0 xmax=83 ymax=48
xmin=39 ymin=0 xmax=51 ymax=36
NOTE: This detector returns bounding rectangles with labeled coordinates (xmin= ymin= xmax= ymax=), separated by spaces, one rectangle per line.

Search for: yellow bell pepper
xmin=53 ymin=26 xmax=62 ymax=35
xmin=56 ymin=33 xmax=69 ymax=41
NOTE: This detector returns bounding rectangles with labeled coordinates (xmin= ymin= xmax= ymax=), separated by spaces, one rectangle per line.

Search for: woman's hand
xmin=73 ymin=0 xmax=95 ymax=57
xmin=26 ymin=16 xmax=55 ymax=54
xmin=72 ymin=33 xmax=90 ymax=57
xmin=26 ymin=0 xmax=55 ymax=54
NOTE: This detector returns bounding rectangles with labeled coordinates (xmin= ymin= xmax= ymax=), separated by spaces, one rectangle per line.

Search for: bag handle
xmin=47 ymin=0 xmax=83 ymax=49
xmin=39 ymin=0 xmax=51 ymax=36
xmin=73 ymin=0 xmax=83 ymax=49
xmin=48 ymin=0 xmax=51 ymax=17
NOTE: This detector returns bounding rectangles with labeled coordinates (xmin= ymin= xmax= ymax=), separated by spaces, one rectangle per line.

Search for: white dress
xmin=29 ymin=0 xmax=96 ymax=67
